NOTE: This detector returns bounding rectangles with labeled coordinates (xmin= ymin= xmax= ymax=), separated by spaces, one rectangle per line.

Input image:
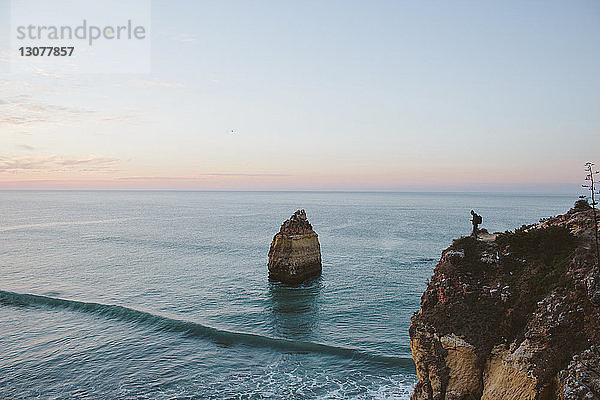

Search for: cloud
xmin=0 ymin=93 xmax=142 ymax=129
xmin=0 ymin=95 xmax=91 ymax=126
xmin=117 ymin=173 xmax=292 ymax=180
xmin=134 ymin=79 xmax=186 ymax=88
xmin=1 ymin=80 xmax=143 ymax=129
xmin=202 ymin=173 xmax=292 ymax=177
xmin=117 ymin=176 xmax=202 ymax=181
xmin=101 ymin=114 xmax=140 ymax=123
xmin=178 ymin=34 xmax=198 ymax=43
xmin=31 ymin=66 xmax=66 ymax=79
xmin=156 ymin=31 xmax=198 ymax=43
xmin=56 ymin=156 xmax=118 ymax=167
xmin=0 ymin=155 xmax=119 ymax=172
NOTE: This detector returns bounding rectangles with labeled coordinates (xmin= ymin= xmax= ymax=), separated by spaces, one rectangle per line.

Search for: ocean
xmin=0 ymin=191 xmax=575 ymax=399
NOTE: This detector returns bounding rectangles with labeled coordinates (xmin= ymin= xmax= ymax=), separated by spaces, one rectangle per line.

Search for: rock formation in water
xmin=268 ymin=209 xmax=322 ymax=284
xmin=410 ymin=200 xmax=600 ymax=400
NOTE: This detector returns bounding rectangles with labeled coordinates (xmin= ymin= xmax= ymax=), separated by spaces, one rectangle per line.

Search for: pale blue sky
xmin=1 ymin=0 xmax=599 ymax=191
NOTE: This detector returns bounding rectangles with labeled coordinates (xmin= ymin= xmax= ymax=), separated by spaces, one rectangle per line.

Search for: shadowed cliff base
xmin=410 ymin=200 xmax=600 ymax=400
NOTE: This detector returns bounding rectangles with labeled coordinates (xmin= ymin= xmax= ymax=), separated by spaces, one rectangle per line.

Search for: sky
xmin=0 ymin=0 xmax=599 ymax=192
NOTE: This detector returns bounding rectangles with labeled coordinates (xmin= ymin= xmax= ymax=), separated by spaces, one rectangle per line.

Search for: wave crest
xmin=0 ymin=289 xmax=415 ymax=370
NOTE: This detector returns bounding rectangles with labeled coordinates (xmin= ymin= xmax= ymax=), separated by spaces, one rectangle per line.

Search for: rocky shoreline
xmin=410 ymin=200 xmax=600 ymax=400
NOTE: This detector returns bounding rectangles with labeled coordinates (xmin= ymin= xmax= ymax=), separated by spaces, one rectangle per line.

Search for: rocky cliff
xmin=268 ymin=210 xmax=322 ymax=284
xmin=410 ymin=200 xmax=600 ymax=400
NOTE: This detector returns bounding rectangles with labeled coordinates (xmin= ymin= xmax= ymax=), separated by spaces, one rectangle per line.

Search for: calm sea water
xmin=0 ymin=191 xmax=575 ymax=399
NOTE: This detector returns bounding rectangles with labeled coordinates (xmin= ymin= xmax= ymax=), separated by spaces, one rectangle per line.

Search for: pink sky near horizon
xmin=1 ymin=1 xmax=598 ymax=193
xmin=0 ymin=157 xmax=586 ymax=192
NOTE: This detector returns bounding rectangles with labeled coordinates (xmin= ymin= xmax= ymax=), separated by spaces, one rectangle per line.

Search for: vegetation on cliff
xmin=410 ymin=201 xmax=600 ymax=400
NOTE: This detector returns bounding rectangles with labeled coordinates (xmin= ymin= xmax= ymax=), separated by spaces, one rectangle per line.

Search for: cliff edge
xmin=410 ymin=200 xmax=600 ymax=400
xmin=268 ymin=210 xmax=322 ymax=284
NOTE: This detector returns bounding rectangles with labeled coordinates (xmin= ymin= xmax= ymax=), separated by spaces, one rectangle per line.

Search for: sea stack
xmin=268 ymin=210 xmax=322 ymax=284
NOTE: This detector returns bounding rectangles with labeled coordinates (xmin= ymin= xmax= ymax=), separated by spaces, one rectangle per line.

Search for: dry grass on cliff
xmin=496 ymin=226 xmax=576 ymax=306
xmin=420 ymin=226 xmax=578 ymax=361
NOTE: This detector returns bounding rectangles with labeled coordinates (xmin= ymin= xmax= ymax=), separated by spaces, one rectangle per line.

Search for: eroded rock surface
xmin=410 ymin=202 xmax=600 ymax=400
xmin=557 ymin=346 xmax=600 ymax=399
xmin=268 ymin=210 xmax=322 ymax=284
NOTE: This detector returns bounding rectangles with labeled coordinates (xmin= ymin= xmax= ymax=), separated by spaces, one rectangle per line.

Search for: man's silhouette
xmin=470 ymin=210 xmax=482 ymax=237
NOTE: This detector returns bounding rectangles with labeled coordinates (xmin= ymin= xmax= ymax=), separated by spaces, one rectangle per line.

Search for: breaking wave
xmin=0 ymin=290 xmax=415 ymax=370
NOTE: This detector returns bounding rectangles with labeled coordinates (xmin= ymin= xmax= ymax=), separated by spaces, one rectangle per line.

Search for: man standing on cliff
xmin=471 ymin=210 xmax=482 ymax=237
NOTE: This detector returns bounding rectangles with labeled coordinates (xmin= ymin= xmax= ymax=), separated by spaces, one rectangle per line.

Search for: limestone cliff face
xmin=410 ymin=200 xmax=600 ymax=400
xmin=268 ymin=210 xmax=322 ymax=284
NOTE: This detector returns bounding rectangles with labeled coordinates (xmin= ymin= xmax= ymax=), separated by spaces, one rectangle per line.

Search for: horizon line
xmin=0 ymin=188 xmax=580 ymax=196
